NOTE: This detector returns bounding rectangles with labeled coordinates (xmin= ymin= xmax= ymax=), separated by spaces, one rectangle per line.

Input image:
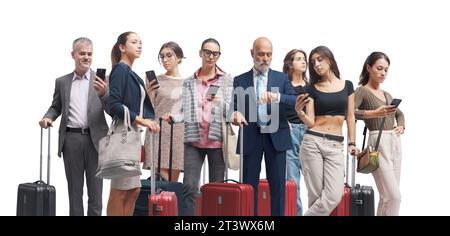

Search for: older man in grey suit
xmin=39 ymin=37 xmax=109 ymax=216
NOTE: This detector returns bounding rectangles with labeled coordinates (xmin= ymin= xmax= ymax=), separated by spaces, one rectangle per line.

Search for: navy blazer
xmin=109 ymin=62 xmax=155 ymax=122
xmin=233 ymin=69 xmax=296 ymax=153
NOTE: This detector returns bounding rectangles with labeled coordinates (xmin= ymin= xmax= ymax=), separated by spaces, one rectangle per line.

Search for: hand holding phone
xmin=206 ymin=84 xmax=220 ymax=100
xmin=146 ymin=70 xmax=158 ymax=85
xmin=295 ymin=92 xmax=310 ymax=114
xmin=96 ymin=68 xmax=106 ymax=81
xmin=390 ymin=98 xmax=402 ymax=108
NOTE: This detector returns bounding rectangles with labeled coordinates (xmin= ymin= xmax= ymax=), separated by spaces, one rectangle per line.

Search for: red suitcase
xmin=147 ymin=119 xmax=178 ymax=216
xmin=201 ymin=181 xmax=254 ymax=216
xmin=258 ymin=180 xmax=270 ymax=216
xmin=330 ymin=183 xmax=351 ymax=216
xmin=149 ymin=191 xmax=178 ymax=216
xmin=285 ymin=180 xmax=297 ymax=216
xmin=200 ymin=125 xmax=254 ymax=216
xmin=331 ymin=150 xmax=353 ymax=216
xmin=257 ymin=179 xmax=297 ymax=216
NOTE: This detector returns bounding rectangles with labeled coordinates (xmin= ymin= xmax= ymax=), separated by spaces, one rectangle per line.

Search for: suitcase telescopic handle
xmin=351 ymin=152 xmax=356 ymax=187
xmin=223 ymin=121 xmax=233 ymax=180
xmin=155 ymin=117 xmax=175 ymax=182
xmin=168 ymin=118 xmax=174 ymax=182
xmin=157 ymin=118 xmax=163 ymax=181
xmin=40 ymin=127 xmax=51 ymax=185
xmin=239 ymin=124 xmax=244 ymax=183
xmin=345 ymin=151 xmax=356 ymax=188
xmin=150 ymin=126 xmax=156 ymax=195
xmin=151 ymin=118 xmax=175 ymax=195
xmin=224 ymin=122 xmax=229 ymax=180
xmin=150 ymin=118 xmax=169 ymax=195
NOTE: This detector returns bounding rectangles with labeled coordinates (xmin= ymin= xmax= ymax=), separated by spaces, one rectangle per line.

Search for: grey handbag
xmin=96 ymin=105 xmax=142 ymax=179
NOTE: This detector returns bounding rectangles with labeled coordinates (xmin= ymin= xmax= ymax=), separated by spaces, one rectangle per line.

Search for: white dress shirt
xmin=67 ymin=71 xmax=90 ymax=128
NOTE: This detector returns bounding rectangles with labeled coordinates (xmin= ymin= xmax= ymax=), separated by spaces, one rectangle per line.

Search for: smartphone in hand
xmin=96 ymin=68 xmax=106 ymax=81
xmin=206 ymin=84 xmax=220 ymax=100
xmin=390 ymin=98 xmax=402 ymax=107
xmin=294 ymin=86 xmax=309 ymax=107
xmin=146 ymin=70 xmax=158 ymax=85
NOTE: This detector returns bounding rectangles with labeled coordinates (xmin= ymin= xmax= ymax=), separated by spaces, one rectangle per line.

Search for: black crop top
xmin=305 ymin=80 xmax=354 ymax=116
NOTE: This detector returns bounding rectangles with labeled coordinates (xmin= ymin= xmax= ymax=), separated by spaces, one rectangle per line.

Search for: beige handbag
xmin=221 ymin=75 xmax=240 ymax=170
xmin=223 ymin=122 xmax=240 ymax=170
xmin=96 ymin=106 xmax=142 ymax=179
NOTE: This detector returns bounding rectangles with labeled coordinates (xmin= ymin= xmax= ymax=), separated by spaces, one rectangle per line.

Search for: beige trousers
xmin=300 ymin=133 xmax=345 ymax=216
xmin=369 ymin=130 xmax=402 ymax=216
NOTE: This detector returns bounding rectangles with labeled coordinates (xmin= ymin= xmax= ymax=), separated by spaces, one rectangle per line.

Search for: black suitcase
xmin=348 ymin=138 xmax=375 ymax=216
xmin=134 ymin=118 xmax=184 ymax=216
xmin=17 ymin=128 xmax=56 ymax=216
xmin=350 ymin=184 xmax=375 ymax=216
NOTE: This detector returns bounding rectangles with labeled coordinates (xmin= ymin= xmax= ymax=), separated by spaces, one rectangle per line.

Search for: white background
xmin=1 ymin=0 xmax=448 ymax=216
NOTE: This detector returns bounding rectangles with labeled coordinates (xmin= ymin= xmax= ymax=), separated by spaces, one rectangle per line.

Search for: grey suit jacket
xmin=43 ymin=69 xmax=110 ymax=157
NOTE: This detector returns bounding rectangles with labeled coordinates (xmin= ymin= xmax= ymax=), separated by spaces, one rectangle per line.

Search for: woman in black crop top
xmin=294 ymin=46 xmax=359 ymax=216
xmin=282 ymin=49 xmax=309 ymax=216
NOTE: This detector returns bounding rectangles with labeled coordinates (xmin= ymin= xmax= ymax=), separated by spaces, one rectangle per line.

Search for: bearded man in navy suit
xmin=231 ymin=37 xmax=296 ymax=216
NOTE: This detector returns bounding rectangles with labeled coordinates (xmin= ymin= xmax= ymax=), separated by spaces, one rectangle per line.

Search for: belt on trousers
xmin=305 ymin=129 xmax=344 ymax=142
xmin=66 ymin=127 xmax=90 ymax=135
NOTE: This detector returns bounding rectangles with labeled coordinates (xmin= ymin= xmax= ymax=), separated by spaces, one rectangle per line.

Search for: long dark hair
xmin=158 ymin=41 xmax=184 ymax=64
xmin=359 ymin=51 xmax=390 ymax=86
xmin=200 ymin=38 xmax=224 ymax=72
xmin=283 ymin=49 xmax=308 ymax=82
xmin=308 ymin=46 xmax=340 ymax=85
xmin=111 ymin=31 xmax=135 ymax=68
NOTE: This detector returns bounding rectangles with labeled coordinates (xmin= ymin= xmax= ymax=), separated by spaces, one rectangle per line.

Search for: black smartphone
xmin=207 ymin=84 xmax=220 ymax=97
xmin=294 ymin=86 xmax=306 ymax=96
xmin=96 ymin=68 xmax=106 ymax=81
xmin=146 ymin=70 xmax=158 ymax=85
xmin=390 ymin=98 xmax=402 ymax=107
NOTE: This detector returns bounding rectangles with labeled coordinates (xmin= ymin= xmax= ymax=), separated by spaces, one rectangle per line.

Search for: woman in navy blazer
xmin=107 ymin=31 xmax=160 ymax=216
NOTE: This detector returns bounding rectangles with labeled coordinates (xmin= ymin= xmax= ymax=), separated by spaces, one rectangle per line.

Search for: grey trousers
xmin=183 ymin=144 xmax=225 ymax=216
xmin=62 ymin=132 xmax=103 ymax=216
xmin=300 ymin=133 xmax=345 ymax=216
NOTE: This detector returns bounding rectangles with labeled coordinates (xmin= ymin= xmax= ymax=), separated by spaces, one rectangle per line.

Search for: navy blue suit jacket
xmin=232 ymin=69 xmax=296 ymax=154
xmin=109 ymin=62 xmax=155 ymax=122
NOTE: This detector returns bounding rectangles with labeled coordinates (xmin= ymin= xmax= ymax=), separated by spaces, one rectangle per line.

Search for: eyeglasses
xmin=201 ymin=49 xmax=221 ymax=58
xmin=159 ymin=53 xmax=174 ymax=61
